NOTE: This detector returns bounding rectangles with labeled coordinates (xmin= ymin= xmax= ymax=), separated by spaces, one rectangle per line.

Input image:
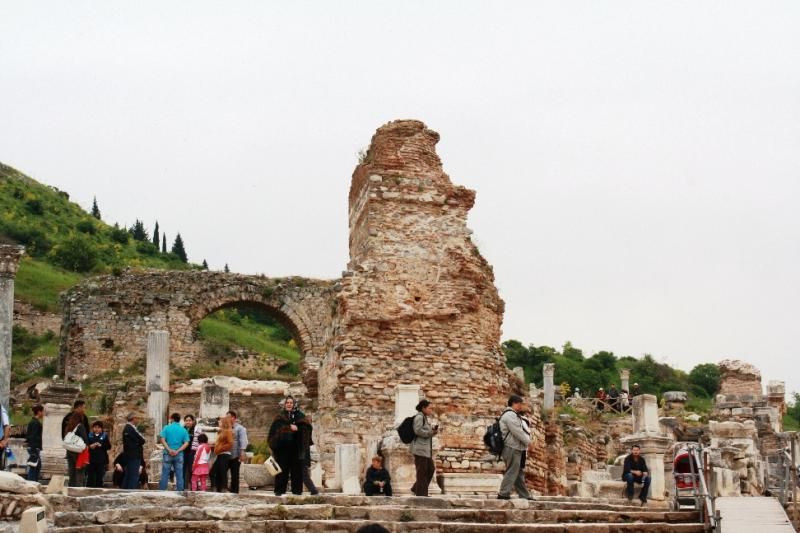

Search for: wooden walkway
xmin=716 ymin=497 xmax=796 ymax=532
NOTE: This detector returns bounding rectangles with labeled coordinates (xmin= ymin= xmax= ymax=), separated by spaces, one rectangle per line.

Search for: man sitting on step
xmin=622 ymin=444 xmax=650 ymax=505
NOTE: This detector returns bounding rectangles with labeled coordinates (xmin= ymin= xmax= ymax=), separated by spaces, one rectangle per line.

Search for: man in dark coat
xmin=622 ymin=444 xmax=651 ymax=504
xmin=121 ymin=413 xmax=146 ymax=489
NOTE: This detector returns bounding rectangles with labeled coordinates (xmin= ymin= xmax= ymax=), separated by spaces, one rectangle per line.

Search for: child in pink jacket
xmin=191 ymin=434 xmax=211 ymax=491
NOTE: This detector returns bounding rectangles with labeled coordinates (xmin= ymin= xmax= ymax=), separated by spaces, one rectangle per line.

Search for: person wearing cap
xmin=631 ymin=383 xmax=642 ymax=397
xmin=595 ymin=388 xmax=606 ymax=411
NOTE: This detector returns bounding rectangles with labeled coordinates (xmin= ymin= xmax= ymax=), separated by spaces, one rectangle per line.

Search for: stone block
xmin=200 ymin=380 xmax=230 ymax=420
xmin=240 ymin=464 xmax=274 ymax=489
xmin=439 ymin=473 xmax=501 ymax=495
xmin=394 ymin=384 xmax=420 ymax=425
xmin=0 ymin=471 xmax=40 ymax=494
xmin=335 ymin=443 xmax=361 ymax=495
xmin=731 ymin=407 xmax=753 ymax=417
xmin=662 ymin=391 xmax=687 ymax=403
xmin=20 ymin=506 xmax=47 ymax=533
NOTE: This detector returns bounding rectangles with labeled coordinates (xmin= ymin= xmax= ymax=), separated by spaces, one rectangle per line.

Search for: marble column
xmin=543 ymin=363 xmax=555 ymax=411
xmin=620 ymin=368 xmax=630 ymax=393
xmin=335 ymin=443 xmax=361 ymax=494
xmin=146 ymin=330 xmax=170 ymax=437
xmin=0 ymin=245 xmax=24 ymax=410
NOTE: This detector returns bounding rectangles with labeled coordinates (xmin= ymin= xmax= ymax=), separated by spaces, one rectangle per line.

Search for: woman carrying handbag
xmin=63 ymin=412 xmax=89 ymax=487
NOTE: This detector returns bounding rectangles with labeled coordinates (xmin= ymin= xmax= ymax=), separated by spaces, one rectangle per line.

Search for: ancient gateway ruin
xmin=59 ymin=120 xmax=529 ymax=490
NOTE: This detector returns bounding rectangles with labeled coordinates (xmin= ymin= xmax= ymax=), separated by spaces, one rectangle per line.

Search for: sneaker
xmin=497 ymin=494 xmax=511 ymax=500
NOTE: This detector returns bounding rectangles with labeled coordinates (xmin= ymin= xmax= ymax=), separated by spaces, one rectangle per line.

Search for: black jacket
xmin=365 ymin=466 xmax=391 ymax=485
xmin=26 ymin=418 xmax=43 ymax=449
xmin=88 ymin=431 xmax=111 ymax=465
xmin=122 ymin=423 xmax=146 ymax=461
xmin=268 ymin=409 xmax=305 ymax=453
xmin=622 ymin=454 xmax=649 ymax=479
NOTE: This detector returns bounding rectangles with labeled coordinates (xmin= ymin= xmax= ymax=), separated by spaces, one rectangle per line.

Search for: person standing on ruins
xmin=409 ymin=399 xmax=438 ymax=497
xmin=213 ymin=415 xmax=234 ymax=492
xmin=631 ymin=383 xmax=642 ymax=397
xmin=297 ymin=412 xmax=319 ymax=495
xmin=607 ymin=384 xmax=620 ymax=412
xmin=227 ymin=410 xmax=249 ymax=494
xmin=268 ymin=396 xmax=304 ymax=496
xmin=182 ymin=414 xmax=201 ymax=491
xmin=122 ymin=413 xmax=146 ymax=489
xmin=158 ymin=412 xmax=190 ymax=491
xmin=25 ymin=404 xmax=44 ymax=482
xmin=622 ymin=444 xmax=650 ymax=504
xmin=87 ymin=421 xmax=111 ymax=487
xmin=497 ymin=395 xmax=533 ymax=500
xmin=64 ymin=412 xmax=89 ymax=487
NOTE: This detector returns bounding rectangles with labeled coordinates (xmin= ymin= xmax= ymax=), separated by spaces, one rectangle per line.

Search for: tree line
xmin=503 ymin=340 xmax=720 ymax=401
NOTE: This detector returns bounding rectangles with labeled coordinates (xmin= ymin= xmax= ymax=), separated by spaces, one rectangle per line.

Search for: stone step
xmin=52 ymin=503 xmax=700 ymax=528
xmin=60 ymin=489 xmax=671 ymax=512
xmin=51 ymin=519 xmax=707 ymax=532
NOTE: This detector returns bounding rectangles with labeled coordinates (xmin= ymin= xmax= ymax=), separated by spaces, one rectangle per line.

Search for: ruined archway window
xmin=193 ymin=304 xmax=301 ymax=380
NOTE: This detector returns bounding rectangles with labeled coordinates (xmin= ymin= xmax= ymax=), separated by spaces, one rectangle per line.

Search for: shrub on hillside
xmin=109 ymin=223 xmax=130 ymax=244
xmin=135 ymin=240 xmax=158 ymax=256
xmin=76 ymin=219 xmax=97 ymax=234
xmin=50 ymin=234 xmax=99 ymax=272
xmin=0 ymin=220 xmax=52 ymax=256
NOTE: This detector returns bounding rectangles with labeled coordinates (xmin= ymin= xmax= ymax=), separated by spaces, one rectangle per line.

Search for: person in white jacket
xmin=497 ymin=395 xmax=533 ymax=500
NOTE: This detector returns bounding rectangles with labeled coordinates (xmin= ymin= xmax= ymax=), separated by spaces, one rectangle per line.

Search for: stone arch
xmin=59 ymin=270 xmax=337 ymax=398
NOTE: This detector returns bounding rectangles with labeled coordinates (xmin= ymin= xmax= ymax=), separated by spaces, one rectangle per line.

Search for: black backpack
xmin=483 ymin=415 xmax=506 ymax=455
xmin=397 ymin=415 xmax=416 ymax=444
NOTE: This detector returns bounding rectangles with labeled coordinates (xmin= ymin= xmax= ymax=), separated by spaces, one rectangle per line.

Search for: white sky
xmin=2 ymin=2 xmax=798 ymax=395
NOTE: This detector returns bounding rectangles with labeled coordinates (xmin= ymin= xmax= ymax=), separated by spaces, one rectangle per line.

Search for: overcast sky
xmin=2 ymin=2 xmax=798 ymax=395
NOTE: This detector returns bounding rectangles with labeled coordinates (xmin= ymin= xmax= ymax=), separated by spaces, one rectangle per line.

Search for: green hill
xmin=1 ymin=162 xmax=301 ymax=387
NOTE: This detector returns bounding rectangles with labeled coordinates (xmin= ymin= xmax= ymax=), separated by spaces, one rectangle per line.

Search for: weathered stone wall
xmin=13 ymin=299 xmax=61 ymax=336
xmin=718 ymin=359 xmax=762 ymax=397
xmin=313 ymin=120 xmax=530 ymax=480
xmin=59 ymin=271 xmax=336 ymax=395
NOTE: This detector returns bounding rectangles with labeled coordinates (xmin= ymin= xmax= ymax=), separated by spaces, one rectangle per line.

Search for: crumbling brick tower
xmin=316 ymin=120 xmax=525 ymax=476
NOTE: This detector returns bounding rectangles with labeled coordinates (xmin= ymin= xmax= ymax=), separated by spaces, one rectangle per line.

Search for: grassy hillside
xmin=0 ymin=162 xmax=193 ymax=274
xmin=2 ymin=161 xmax=301 ymax=385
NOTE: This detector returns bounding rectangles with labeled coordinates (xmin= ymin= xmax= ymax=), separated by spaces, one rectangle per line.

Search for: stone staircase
xmin=43 ymin=488 xmax=706 ymax=532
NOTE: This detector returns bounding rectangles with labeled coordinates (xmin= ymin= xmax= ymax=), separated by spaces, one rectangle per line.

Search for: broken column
xmin=621 ymin=394 xmax=672 ymax=500
xmin=200 ymin=380 xmax=230 ymax=420
xmin=619 ymin=368 xmax=630 ymax=393
xmin=335 ymin=443 xmax=361 ymax=494
xmin=394 ymin=384 xmax=420 ymax=424
xmin=543 ymin=363 xmax=555 ymax=411
xmin=146 ymin=330 xmax=170 ymax=437
xmin=0 ymin=245 xmax=24 ymax=410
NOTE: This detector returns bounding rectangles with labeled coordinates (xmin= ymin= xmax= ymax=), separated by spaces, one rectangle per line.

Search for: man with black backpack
xmin=497 ymin=395 xmax=532 ymax=500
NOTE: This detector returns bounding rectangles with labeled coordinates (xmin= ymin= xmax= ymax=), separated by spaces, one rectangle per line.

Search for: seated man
xmin=363 ymin=456 xmax=392 ymax=496
xmin=622 ymin=444 xmax=650 ymax=505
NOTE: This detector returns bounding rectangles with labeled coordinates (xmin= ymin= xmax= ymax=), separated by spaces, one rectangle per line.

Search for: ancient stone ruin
xmin=0 ymin=122 xmax=795 ymax=531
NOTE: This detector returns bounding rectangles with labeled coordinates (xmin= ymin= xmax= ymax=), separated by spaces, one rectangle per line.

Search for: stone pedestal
xmin=335 ymin=443 xmax=361 ymax=494
xmin=41 ymin=403 xmax=71 ymax=477
xmin=440 ymin=473 xmax=502 ymax=495
xmin=620 ymin=368 xmax=630 ymax=393
xmin=0 ymin=245 xmax=24 ymax=409
xmin=620 ymin=434 xmax=673 ymax=501
xmin=200 ymin=380 xmax=230 ymax=420
xmin=146 ymin=330 xmax=170 ymax=437
xmin=394 ymin=385 xmax=420 ymax=425
xmin=379 ymin=434 xmax=441 ymax=496
xmin=663 ymin=391 xmax=688 ymax=411
xmin=543 ymin=364 xmax=555 ymax=411
xmin=512 ymin=367 xmax=525 ymax=384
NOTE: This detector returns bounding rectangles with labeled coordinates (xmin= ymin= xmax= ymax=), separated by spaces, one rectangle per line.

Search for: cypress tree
xmin=171 ymin=233 xmax=188 ymax=263
xmin=152 ymin=221 xmax=160 ymax=250
xmin=224 ymin=263 xmax=230 ymax=273
xmin=202 ymin=259 xmax=209 ymax=270
xmin=161 ymin=233 xmax=167 ymax=253
xmin=130 ymin=219 xmax=147 ymax=241
xmin=91 ymin=197 xmax=101 ymax=219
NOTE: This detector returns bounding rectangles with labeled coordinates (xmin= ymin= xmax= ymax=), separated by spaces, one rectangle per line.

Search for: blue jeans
xmin=123 ymin=457 xmax=142 ymax=489
xmin=159 ymin=451 xmax=184 ymax=491
xmin=624 ymin=473 xmax=651 ymax=500
xmin=26 ymin=448 xmax=41 ymax=482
